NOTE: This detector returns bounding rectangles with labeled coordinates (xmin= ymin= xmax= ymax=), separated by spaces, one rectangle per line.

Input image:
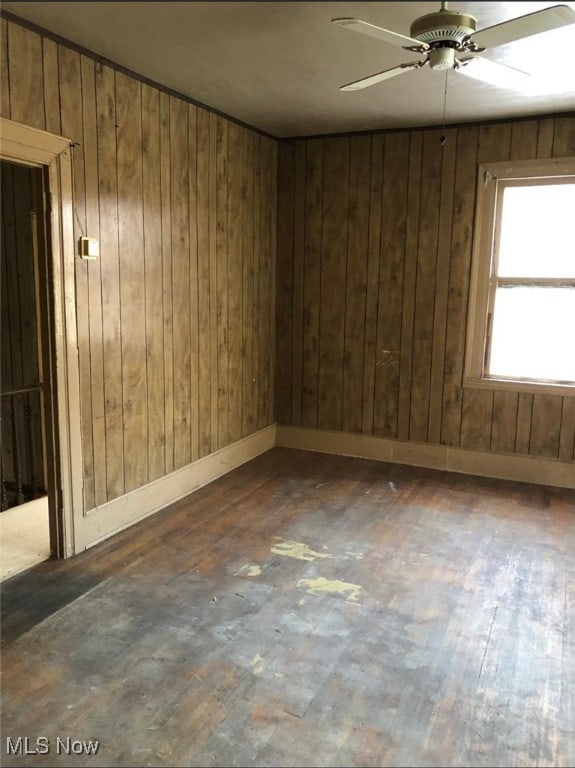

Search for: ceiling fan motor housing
xmin=410 ymin=9 xmax=477 ymax=48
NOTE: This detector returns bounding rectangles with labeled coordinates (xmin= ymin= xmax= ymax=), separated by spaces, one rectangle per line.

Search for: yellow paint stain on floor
xmin=237 ymin=564 xmax=262 ymax=577
xmin=250 ymin=653 xmax=264 ymax=675
xmin=271 ymin=539 xmax=332 ymax=562
xmin=298 ymin=577 xmax=362 ymax=603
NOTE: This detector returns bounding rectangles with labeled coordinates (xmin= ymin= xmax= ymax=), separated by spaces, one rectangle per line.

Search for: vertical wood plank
xmin=342 ymin=135 xmax=370 ymax=435
xmin=537 ymin=118 xmax=555 ymax=159
xmin=116 ymin=72 xmax=147 ymax=493
xmin=428 ymin=128 xmax=456 ymax=444
xmin=59 ymin=45 xmax=94 ymax=509
xmin=28 ymin=170 xmax=46 ymax=490
xmin=1 ymin=167 xmax=22 ymax=464
xmin=42 ymin=38 xmax=60 ymax=134
xmin=515 ymin=394 xmax=533 ymax=454
xmin=511 ymin=119 xmax=539 ymax=158
xmin=0 ymin=168 xmax=15 ymax=486
xmin=268 ymin=140 xmax=278 ymax=427
xmin=317 ymin=137 xmax=349 ymax=431
xmin=301 ymin=138 xmax=323 ymax=429
xmin=409 ymin=129 xmax=442 ymax=443
xmin=7 ymin=23 xmax=44 ymax=130
xmin=95 ymin=63 xmax=123 ymax=500
xmin=216 ymin=116 xmax=229 ymax=449
xmin=142 ymin=83 xmax=165 ymax=482
xmin=362 ymin=135 xmax=383 ymax=437
xmin=241 ymin=129 xmax=255 ymax=438
xmin=160 ymin=91 xmax=174 ymax=475
xmin=208 ymin=113 xmax=219 ymax=453
xmin=7 ymin=165 xmax=21 ymax=482
xmin=58 ymin=46 xmax=86 ymax=239
xmin=530 ymin=395 xmax=562 ymax=458
xmin=59 ymin=53 xmax=86 ymax=230
xmin=291 ymin=141 xmax=306 ymax=427
xmin=1 ymin=167 xmax=15 ymax=380
xmin=491 ymin=392 xmax=519 ymax=454
xmin=188 ymin=105 xmax=199 ymax=462
xmin=170 ymin=96 xmax=191 ymax=470
xmin=558 ymin=398 xmax=575 ymax=462
xmin=196 ymin=108 xmax=211 ymax=457
xmin=81 ymin=55 xmax=106 ymax=508
xmin=551 ymin=116 xmax=575 ymax=156
xmin=460 ymin=388 xmax=492 ymax=452
xmin=1 ymin=19 xmax=10 ymax=119
xmin=441 ymin=125 xmax=478 ymax=447
xmin=252 ymin=133 xmax=262 ymax=431
xmin=374 ymin=132 xmax=409 ymax=439
xmin=227 ymin=122 xmax=243 ymax=445
xmin=13 ymin=167 xmax=37 ymax=485
xmin=260 ymin=137 xmax=275 ymax=429
xmin=275 ymin=141 xmax=295 ymax=426
xmin=397 ymin=131 xmax=421 ymax=441
xmin=25 ymin=168 xmax=44 ymax=490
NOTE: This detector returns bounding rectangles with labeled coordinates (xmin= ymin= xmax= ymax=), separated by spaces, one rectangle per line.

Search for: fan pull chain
xmin=440 ymin=68 xmax=448 ymax=148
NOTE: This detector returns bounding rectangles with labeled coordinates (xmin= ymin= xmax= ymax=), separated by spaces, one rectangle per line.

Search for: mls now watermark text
xmin=6 ymin=737 xmax=100 ymax=756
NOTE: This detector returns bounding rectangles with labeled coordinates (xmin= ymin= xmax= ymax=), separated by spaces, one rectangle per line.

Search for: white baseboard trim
xmin=75 ymin=425 xmax=277 ymax=552
xmin=276 ymin=426 xmax=575 ymax=490
xmin=73 ymin=421 xmax=571 ymax=553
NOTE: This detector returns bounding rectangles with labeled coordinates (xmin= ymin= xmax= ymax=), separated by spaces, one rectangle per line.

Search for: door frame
xmin=1 ymin=117 xmax=83 ymax=558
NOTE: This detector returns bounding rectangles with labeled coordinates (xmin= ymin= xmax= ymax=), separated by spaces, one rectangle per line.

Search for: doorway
xmin=1 ymin=159 xmax=52 ymax=579
xmin=1 ymin=117 xmax=85 ymax=563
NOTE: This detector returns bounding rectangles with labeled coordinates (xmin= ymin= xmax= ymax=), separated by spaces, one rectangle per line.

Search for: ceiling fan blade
xmin=332 ymin=18 xmax=429 ymax=50
xmin=469 ymin=5 xmax=575 ymax=50
xmin=340 ymin=61 xmax=423 ymax=91
xmin=456 ymin=56 xmax=531 ymax=89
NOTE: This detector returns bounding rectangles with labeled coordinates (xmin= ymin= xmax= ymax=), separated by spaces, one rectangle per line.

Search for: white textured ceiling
xmin=3 ymin=1 xmax=575 ymax=137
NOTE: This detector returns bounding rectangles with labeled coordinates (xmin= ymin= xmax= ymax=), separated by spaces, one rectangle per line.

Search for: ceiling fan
xmin=332 ymin=2 xmax=575 ymax=91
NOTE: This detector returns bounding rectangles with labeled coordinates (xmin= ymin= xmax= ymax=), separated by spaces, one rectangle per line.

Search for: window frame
xmin=464 ymin=155 xmax=575 ymax=398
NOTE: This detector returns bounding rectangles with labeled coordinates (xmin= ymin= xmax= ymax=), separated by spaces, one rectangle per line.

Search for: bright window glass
xmin=497 ymin=183 xmax=575 ymax=279
xmin=489 ymin=286 xmax=575 ymax=382
xmin=486 ymin=179 xmax=575 ymax=385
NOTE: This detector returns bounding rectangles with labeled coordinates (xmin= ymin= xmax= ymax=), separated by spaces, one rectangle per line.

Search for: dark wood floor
xmin=1 ymin=448 xmax=574 ymax=767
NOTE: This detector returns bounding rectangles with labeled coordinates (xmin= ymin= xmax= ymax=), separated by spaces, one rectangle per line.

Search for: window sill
xmin=463 ymin=376 xmax=575 ymax=398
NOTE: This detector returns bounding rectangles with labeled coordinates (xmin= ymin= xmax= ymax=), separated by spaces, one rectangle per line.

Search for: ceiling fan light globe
xmin=429 ymin=47 xmax=456 ymax=70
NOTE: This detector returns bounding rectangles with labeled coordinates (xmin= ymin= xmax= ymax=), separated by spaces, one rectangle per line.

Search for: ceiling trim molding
xmin=0 ymin=9 xmax=276 ymax=140
xmin=280 ymin=109 xmax=575 ymax=143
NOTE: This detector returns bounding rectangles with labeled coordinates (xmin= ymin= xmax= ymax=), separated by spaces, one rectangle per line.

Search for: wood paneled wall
xmin=2 ymin=14 xmax=573 ymax=512
xmin=1 ymin=17 xmax=277 ymax=511
xmin=276 ymin=116 xmax=575 ymax=462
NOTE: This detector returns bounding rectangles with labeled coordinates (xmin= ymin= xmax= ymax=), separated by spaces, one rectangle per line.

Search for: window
xmin=465 ymin=156 xmax=575 ymax=396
